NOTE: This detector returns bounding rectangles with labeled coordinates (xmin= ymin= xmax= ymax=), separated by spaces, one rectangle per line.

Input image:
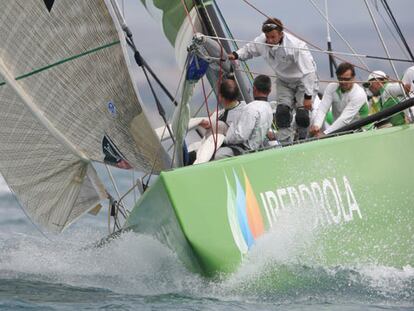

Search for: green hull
xmin=125 ymin=125 xmax=414 ymax=276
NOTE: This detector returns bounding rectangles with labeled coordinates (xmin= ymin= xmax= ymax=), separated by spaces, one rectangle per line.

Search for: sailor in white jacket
xmin=402 ymin=65 xmax=414 ymax=121
xmin=215 ymin=75 xmax=273 ymax=159
xmin=402 ymin=66 xmax=414 ymax=97
xmin=311 ymin=63 xmax=368 ymax=136
xmin=228 ymin=17 xmax=318 ymax=143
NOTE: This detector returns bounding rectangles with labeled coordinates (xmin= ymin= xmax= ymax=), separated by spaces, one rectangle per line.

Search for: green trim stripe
xmin=0 ymin=40 xmax=120 ymax=87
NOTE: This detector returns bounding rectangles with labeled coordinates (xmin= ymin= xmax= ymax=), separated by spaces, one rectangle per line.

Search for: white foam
xmin=0 ymin=228 xmax=204 ymax=296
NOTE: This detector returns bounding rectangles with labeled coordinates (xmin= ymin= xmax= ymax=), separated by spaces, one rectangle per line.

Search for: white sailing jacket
xmin=402 ymin=66 xmax=414 ymax=97
xmin=236 ymin=32 xmax=317 ymax=95
xmin=225 ymin=100 xmax=273 ymax=150
xmin=313 ymin=83 xmax=368 ymax=134
xmin=219 ymin=101 xmax=246 ymax=126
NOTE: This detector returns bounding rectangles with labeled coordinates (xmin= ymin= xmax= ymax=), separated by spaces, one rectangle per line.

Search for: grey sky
xmin=120 ymin=0 xmax=413 ymax=123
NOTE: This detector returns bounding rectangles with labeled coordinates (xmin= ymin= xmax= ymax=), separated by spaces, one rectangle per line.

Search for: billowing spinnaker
xmin=0 ymin=0 xmax=169 ymax=173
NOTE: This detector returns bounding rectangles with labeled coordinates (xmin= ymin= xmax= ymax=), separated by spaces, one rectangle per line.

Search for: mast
xmin=193 ymin=0 xmax=253 ymax=103
xmin=324 ymin=0 xmax=337 ymax=78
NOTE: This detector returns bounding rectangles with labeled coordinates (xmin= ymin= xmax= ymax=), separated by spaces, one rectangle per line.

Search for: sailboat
xmin=0 ymin=0 xmax=413 ymax=277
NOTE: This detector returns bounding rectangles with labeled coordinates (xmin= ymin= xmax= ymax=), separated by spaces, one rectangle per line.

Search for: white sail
xmin=0 ymin=69 xmax=107 ymax=232
xmin=0 ymin=0 xmax=169 ymax=172
xmin=0 ymin=0 xmax=169 ymax=231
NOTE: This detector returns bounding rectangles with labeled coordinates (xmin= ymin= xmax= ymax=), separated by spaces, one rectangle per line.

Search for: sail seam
xmin=7 ymin=40 xmax=121 ymax=82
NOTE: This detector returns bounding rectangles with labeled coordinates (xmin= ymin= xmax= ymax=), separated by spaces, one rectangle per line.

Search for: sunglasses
xmin=262 ymin=23 xmax=282 ymax=33
xmin=337 ymin=76 xmax=354 ymax=82
xmin=363 ymin=78 xmax=385 ymax=88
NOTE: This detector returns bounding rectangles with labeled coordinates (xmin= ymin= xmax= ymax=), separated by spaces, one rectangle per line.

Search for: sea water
xmin=0 ymin=182 xmax=413 ymax=310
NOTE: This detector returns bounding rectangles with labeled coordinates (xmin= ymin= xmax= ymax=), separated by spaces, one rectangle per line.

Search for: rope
xmin=170 ymin=55 xmax=192 ymax=168
xmin=214 ymin=43 xmax=224 ymax=154
xmin=380 ymin=0 xmax=414 ymax=62
xmin=233 ymin=67 xmax=405 ymax=85
xmin=192 ymin=87 xmax=215 ymax=117
xmin=180 ymin=0 xmax=197 ymax=34
xmin=201 ymin=77 xmax=217 ymax=147
xmin=308 ymin=0 xmax=368 ymax=70
xmin=202 ymin=35 xmax=413 ymax=64
xmin=237 ymin=0 xmax=412 ymax=76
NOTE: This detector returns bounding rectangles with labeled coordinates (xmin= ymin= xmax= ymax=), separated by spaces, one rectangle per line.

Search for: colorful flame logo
xmin=226 ymin=169 xmax=264 ymax=255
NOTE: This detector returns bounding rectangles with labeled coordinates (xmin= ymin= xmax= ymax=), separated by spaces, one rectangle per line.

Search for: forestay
xmin=0 ymin=0 xmax=169 ymax=231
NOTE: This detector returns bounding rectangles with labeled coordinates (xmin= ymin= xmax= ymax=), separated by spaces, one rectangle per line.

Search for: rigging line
xmin=140 ymin=62 xmax=176 ymax=143
xmin=105 ymin=164 xmax=122 ymax=203
xmin=192 ymin=87 xmax=215 ymax=117
xmin=180 ymin=0 xmax=197 ymax=35
xmin=194 ymin=0 xmax=218 ymax=38
xmin=202 ymin=35 xmax=414 ymax=64
xmin=156 ymin=49 xmax=190 ymax=148
xmin=126 ymin=39 xmax=178 ymax=106
xmin=233 ymin=68 xmax=404 ymax=85
xmin=308 ymin=0 xmax=368 ymax=70
xmin=107 ymin=196 xmax=111 ymax=233
xmin=380 ymin=0 xmax=414 ymax=62
xmin=170 ymin=55 xmax=192 ymax=168
xmin=239 ymin=0 xmax=325 ymax=51
xmin=115 ymin=178 xmax=143 ymax=205
xmin=201 ymin=77 xmax=218 ymax=147
xmin=126 ymin=36 xmax=176 ymax=143
xmin=212 ymin=1 xmax=254 ymax=83
xmin=237 ymin=0 xmax=382 ymax=76
xmin=213 ymin=1 xmax=239 ymax=52
xmin=373 ymin=0 xmax=410 ymax=60
xmin=132 ymin=170 xmax=137 ymax=204
xmin=215 ymin=43 xmax=224 ymax=153
xmin=195 ymin=0 xmax=230 ymax=55
xmin=112 ymin=0 xmax=178 ymax=107
xmin=364 ymin=0 xmax=404 ymax=97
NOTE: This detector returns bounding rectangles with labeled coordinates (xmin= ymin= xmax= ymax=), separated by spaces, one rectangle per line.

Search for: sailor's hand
xmin=314 ymin=131 xmax=326 ymax=138
xmin=227 ymin=53 xmax=235 ymax=61
xmin=309 ymin=125 xmax=320 ymax=136
xmin=303 ymin=98 xmax=312 ymax=111
xmin=404 ymin=83 xmax=411 ymax=94
xmin=267 ymin=129 xmax=276 ymax=140
xmin=199 ymin=119 xmax=211 ymax=129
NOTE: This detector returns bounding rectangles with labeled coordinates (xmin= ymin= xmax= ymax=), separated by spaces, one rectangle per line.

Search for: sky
xmin=119 ymin=0 xmax=414 ymax=124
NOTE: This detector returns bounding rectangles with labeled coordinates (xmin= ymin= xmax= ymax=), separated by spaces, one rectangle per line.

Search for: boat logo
xmin=225 ymin=169 xmax=265 ymax=255
xmin=226 ymin=170 xmax=363 ymax=255
xmin=107 ymin=101 xmax=117 ymax=117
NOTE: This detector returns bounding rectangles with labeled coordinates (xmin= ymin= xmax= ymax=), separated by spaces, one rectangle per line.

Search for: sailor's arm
xmin=296 ymin=43 xmax=317 ymax=110
xmin=228 ymin=35 xmax=263 ymax=61
xmin=310 ymin=84 xmax=334 ymax=134
xmin=302 ymin=72 xmax=318 ymax=110
xmin=324 ymin=93 xmax=367 ymax=134
xmin=386 ymin=82 xmax=408 ymax=97
xmin=225 ymin=111 xmax=256 ymax=144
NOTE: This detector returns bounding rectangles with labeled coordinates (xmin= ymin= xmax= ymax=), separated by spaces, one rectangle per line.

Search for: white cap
xmin=363 ymin=70 xmax=387 ymax=87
